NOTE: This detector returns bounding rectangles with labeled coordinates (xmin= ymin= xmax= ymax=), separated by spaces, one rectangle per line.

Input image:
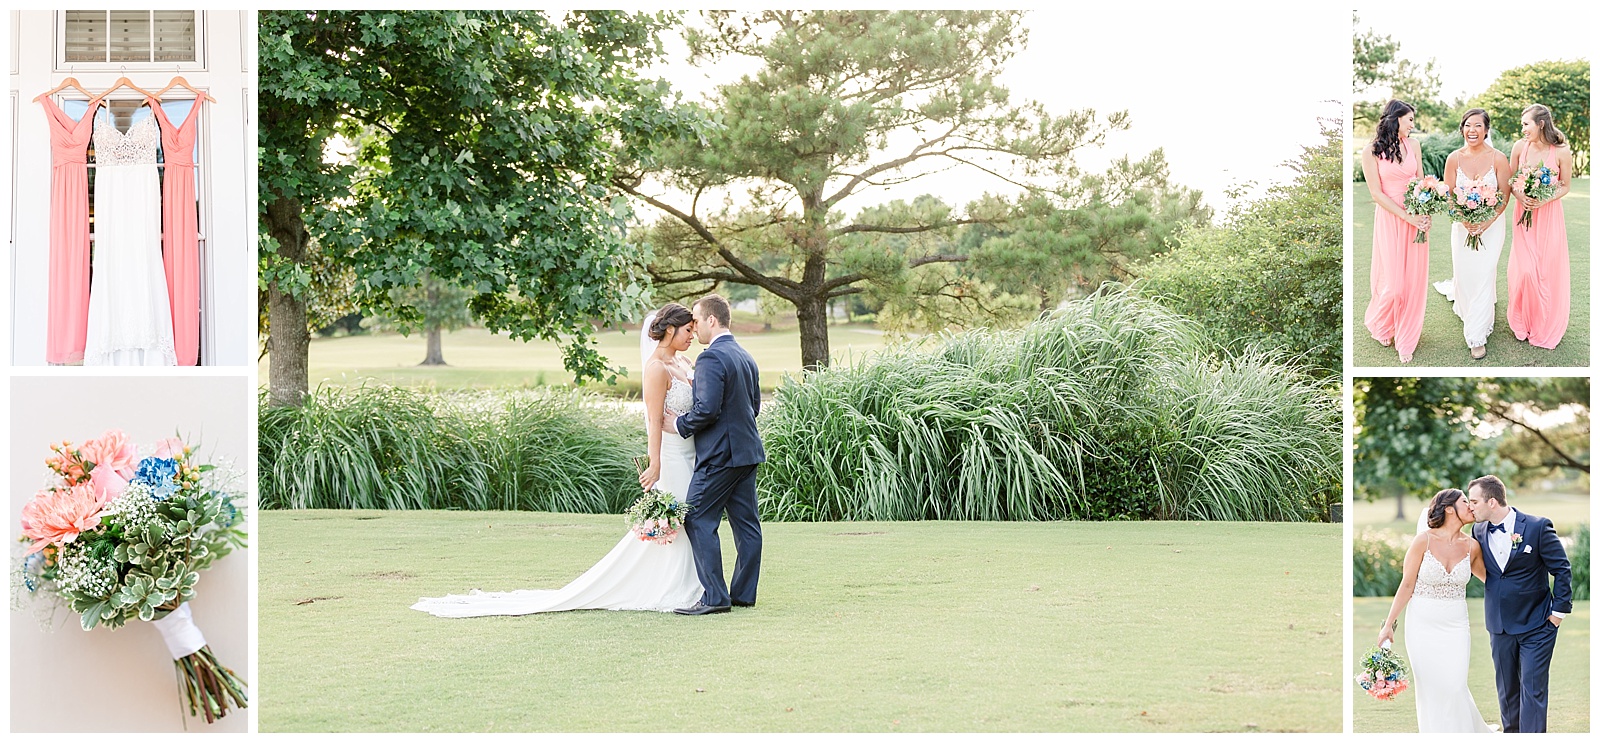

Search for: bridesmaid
xmin=1506 ymin=103 xmax=1574 ymax=350
xmin=1362 ymin=100 xmax=1429 ymax=363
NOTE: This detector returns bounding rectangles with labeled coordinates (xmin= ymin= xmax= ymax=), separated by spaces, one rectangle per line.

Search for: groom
xmin=673 ymin=294 xmax=764 ymax=616
xmin=1466 ymin=475 xmax=1572 ymax=733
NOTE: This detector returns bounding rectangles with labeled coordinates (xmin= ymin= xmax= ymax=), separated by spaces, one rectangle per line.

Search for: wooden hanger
xmin=101 ymin=76 xmax=159 ymax=100
xmin=152 ymin=76 xmax=217 ymax=104
xmin=34 ymin=77 xmax=98 ymax=103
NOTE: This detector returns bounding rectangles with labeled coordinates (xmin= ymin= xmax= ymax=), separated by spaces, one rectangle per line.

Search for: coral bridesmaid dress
xmin=150 ymin=99 xmax=202 ymax=365
xmin=1506 ymin=148 xmax=1568 ymax=349
xmin=1363 ymin=137 xmax=1428 ymax=359
xmin=41 ymin=95 xmax=103 ymax=364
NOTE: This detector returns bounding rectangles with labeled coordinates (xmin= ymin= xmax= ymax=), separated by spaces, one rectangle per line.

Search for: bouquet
xmin=1512 ymin=163 xmax=1558 ymax=230
xmin=1449 ymin=178 xmax=1501 ymax=251
xmin=1402 ymin=175 xmax=1451 ymax=243
xmin=625 ymin=490 xmax=691 ymax=544
xmin=1356 ymin=644 xmax=1410 ymax=700
xmin=15 ymin=430 xmax=247 ymax=723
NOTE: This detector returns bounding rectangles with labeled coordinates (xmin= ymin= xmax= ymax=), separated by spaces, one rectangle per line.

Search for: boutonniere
xmin=1510 ymin=532 xmax=1523 ymax=550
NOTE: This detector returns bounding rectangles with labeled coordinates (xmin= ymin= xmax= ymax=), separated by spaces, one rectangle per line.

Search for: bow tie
xmin=1488 ymin=523 xmax=1506 ymax=534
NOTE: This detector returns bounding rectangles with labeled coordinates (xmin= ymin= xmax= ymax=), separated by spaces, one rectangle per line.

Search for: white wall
xmin=9 ymin=375 xmax=250 ymax=733
xmin=7 ymin=10 xmax=255 ymax=366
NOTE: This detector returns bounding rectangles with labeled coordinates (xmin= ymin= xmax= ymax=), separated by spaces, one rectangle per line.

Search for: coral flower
xmin=20 ymin=483 xmax=105 ymax=554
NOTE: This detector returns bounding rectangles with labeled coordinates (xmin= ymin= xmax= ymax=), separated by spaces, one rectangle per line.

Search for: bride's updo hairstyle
xmin=648 ymin=302 xmax=693 ymax=341
xmin=1372 ymin=99 xmax=1416 ymax=163
xmin=1426 ymin=488 xmax=1466 ymax=529
xmin=1522 ymin=103 xmax=1567 ymax=147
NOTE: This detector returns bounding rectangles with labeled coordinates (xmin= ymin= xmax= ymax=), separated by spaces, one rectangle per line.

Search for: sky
xmin=1353 ymin=1 xmax=1592 ymax=102
xmin=643 ymin=5 xmax=1347 ymax=216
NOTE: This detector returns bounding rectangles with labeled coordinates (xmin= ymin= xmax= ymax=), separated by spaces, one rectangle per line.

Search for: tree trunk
xmin=1394 ymin=489 xmax=1406 ymax=521
xmin=265 ymin=195 xmax=310 ymax=407
xmin=421 ymin=325 xmax=447 ymax=366
xmin=796 ymin=295 xmax=830 ymax=371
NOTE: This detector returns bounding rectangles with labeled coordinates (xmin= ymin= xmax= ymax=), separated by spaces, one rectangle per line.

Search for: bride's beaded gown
xmin=1405 ymin=546 xmax=1494 ymax=732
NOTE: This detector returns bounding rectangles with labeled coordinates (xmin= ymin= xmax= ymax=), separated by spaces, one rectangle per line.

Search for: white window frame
xmin=55 ymin=10 xmax=207 ymax=72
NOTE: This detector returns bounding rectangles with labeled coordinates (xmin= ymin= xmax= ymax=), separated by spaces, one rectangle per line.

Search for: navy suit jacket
xmin=677 ymin=334 xmax=765 ymax=470
xmin=1473 ymin=510 xmax=1573 ymax=635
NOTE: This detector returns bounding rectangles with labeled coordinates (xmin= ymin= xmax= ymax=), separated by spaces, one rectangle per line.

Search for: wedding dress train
xmin=1406 ymin=549 xmax=1494 ymax=733
xmin=411 ymin=378 xmax=703 ymax=616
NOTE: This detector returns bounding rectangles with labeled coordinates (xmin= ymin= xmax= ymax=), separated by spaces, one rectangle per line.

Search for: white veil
xmin=639 ymin=310 xmax=659 ymax=377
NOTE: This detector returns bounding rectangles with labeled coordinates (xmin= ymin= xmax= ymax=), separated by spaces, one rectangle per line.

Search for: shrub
xmin=1573 ymin=523 xmax=1590 ymax=602
xmin=258 ymin=385 xmax=642 ymax=511
xmin=756 ymin=287 xmax=1339 ymax=522
xmin=1353 ymin=529 xmax=1407 ymax=597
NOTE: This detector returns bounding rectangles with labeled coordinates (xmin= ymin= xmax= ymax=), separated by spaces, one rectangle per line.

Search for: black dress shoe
xmin=732 ymin=600 xmax=755 ymax=607
xmin=674 ymin=601 xmax=731 ymax=616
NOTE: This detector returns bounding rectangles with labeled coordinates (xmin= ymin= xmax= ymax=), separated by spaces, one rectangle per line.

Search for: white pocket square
xmin=1523 ymin=545 xmax=1533 ymax=553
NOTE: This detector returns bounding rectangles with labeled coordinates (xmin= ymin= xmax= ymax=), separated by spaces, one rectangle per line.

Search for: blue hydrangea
xmin=132 ymin=456 xmax=180 ymax=500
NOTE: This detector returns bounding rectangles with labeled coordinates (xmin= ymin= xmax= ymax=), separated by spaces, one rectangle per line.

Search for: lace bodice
xmin=94 ymin=112 xmax=159 ymax=166
xmin=664 ymin=377 xmax=694 ymax=417
xmin=1413 ymin=550 xmax=1471 ymax=601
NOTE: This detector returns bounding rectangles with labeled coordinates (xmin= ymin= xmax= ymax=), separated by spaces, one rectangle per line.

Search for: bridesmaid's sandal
xmin=1377 ymin=338 xmax=1392 ymax=348
xmin=1399 ymin=353 xmax=1413 ymax=364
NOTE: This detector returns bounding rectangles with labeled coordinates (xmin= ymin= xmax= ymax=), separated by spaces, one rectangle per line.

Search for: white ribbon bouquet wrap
xmin=15 ymin=429 xmax=248 ymax=723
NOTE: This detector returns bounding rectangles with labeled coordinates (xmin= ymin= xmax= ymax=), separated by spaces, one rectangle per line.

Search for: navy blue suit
xmin=676 ymin=334 xmax=764 ymax=606
xmin=1473 ymin=510 xmax=1572 ymax=733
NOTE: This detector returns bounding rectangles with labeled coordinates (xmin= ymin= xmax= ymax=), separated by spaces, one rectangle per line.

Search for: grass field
xmin=1353 ymin=491 xmax=1591 ymax=539
xmin=259 ymin=511 xmax=1341 ymax=732
xmin=1352 ymin=598 xmax=1590 ymax=732
xmin=1351 ymin=178 xmax=1590 ymax=368
xmin=259 ymin=324 xmax=892 ymax=395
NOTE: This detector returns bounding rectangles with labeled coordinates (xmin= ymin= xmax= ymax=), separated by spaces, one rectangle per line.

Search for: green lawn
xmin=1351 ymin=178 xmax=1590 ymax=367
xmin=259 ymin=511 xmax=1341 ymax=732
xmin=259 ymin=324 xmax=892 ymax=395
xmin=1353 ymin=491 xmax=1591 ymax=539
xmin=1352 ymin=598 xmax=1590 ymax=732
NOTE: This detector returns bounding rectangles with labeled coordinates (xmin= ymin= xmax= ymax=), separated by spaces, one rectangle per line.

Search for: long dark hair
xmin=1522 ymin=103 xmax=1567 ymax=147
xmin=1371 ymin=99 xmax=1415 ymax=163
xmin=648 ymin=303 xmax=693 ymax=341
xmin=1459 ymin=108 xmax=1490 ymax=142
xmin=1426 ymin=488 xmax=1465 ymax=529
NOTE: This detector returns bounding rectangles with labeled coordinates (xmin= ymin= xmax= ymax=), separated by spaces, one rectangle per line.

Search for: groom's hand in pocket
xmin=1548 ymin=614 xmax=1563 ymax=628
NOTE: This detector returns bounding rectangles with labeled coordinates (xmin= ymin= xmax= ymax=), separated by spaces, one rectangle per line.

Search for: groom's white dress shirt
xmin=1487 ymin=507 xmax=1517 ymax=572
xmin=1489 ymin=507 xmax=1565 ymax=620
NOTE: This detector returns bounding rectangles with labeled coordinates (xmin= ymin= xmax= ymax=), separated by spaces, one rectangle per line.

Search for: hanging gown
xmin=1363 ymin=137 xmax=1428 ymax=358
xmin=150 ymin=99 xmax=202 ymax=366
xmin=1506 ymin=147 xmax=1569 ymax=349
xmin=82 ymin=105 xmax=177 ymax=367
xmin=41 ymin=95 xmax=103 ymax=365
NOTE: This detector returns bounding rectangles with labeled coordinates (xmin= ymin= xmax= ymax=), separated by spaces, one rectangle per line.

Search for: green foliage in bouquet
xmin=64 ymin=490 xmax=243 ymax=630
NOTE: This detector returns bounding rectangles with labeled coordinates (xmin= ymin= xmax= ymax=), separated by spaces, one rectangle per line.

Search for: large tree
xmin=259 ymin=10 xmax=701 ymax=406
xmin=1354 ymin=377 xmax=1511 ymax=520
xmin=361 ymin=270 xmax=476 ymax=366
xmin=1351 ymin=13 xmax=1448 ymax=134
xmin=1471 ymin=60 xmax=1591 ymax=175
xmin=624 ymin=10 xmax=1189 ymax=370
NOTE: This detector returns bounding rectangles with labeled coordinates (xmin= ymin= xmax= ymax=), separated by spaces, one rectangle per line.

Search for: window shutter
xmin=63 ymin=11 xmax=107 ymax=63
xmin=152 ymin=11 xmax=197 ymax=62
xmin=62 ymin=10 xmax=197 ymax=64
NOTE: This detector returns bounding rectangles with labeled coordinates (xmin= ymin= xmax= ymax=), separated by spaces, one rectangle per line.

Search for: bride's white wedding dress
xmin=1432 ymin=166 xmax=1505 ymax=350
xmin=1405 ymin=547 xmax=1494 ymax=733
xmin=83 ymin=106 xmax=177 ymax=367
xmin=410 ymin=377 xmax=703 ymax=616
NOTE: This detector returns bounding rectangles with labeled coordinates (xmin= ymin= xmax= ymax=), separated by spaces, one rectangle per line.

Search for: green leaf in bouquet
xmin=198 ymin=464 xmax=216 ymax=472
xmin=80 ymin=606 xmax=101 ymax=631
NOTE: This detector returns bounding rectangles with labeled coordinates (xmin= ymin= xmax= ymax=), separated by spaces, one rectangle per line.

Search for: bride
xmin=410 ymin=304 xmax=703 ymax=616
xmin=1377 ymin=488 xmax=1494 ymax=732
xmin=1432 ymin=108 xmax=1511 ymax=361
